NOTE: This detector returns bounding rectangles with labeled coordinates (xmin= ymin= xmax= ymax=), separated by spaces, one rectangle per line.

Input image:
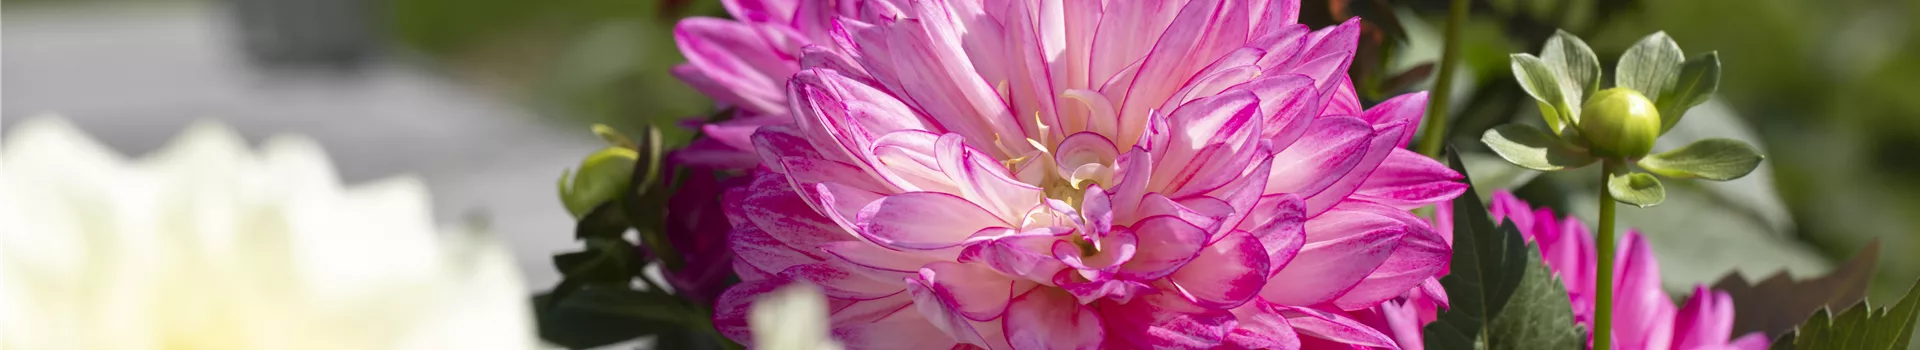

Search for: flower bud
xmin=560 ymin=147 xmax=638 ymax=218
xmin=1578 ymin=88 xmax=1662 ymax=159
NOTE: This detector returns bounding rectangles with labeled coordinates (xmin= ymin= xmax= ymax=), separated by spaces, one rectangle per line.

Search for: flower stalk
xmin=1596 ymin=160 xmax=1620 ymax=350
xmin=1417 ymin=0 xmax=1471 ymax=159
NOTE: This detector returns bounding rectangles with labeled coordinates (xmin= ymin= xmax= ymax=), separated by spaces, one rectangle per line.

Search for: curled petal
xmin=855 ymin=192 xmax=1006 ymax=251
xmin=1052 ymin=268 xmax=1155 ymax=305
xmin=1004 ymin=288 xmax=1105 ymax=350
xmin=1170 ymin=230 xmax=1271 ymax=309
xmin=1262 ymin=204 xmax=1408 ymax=306
xmin=1116 ymin=216 xmax=1209 ymax=280
xmin=958 ymin=232 xmax=1070 ymax=283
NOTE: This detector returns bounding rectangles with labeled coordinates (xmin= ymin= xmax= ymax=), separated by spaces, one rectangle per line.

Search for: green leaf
xmin=1616 ymin=32 xmax=1685 ymax=105
xmin=1482 ymin=124 xmax=1596 ymax=171
xmin=1776 ymin=279 xmax=1920 ymax=350
xmin=1483 ymin=251 xmax=1586 ymax=350
xmin=1714 ymin=240 xmax=1880 ymax=340
xmin=1657 ymin=52 xmax=1721 ymax=133
xmin=1541 ymin=30 xmax=1602 ymax=111
xmin=1638 ymin=138 xmax=1764 ymax=181
xmin=1423 ymin=149 xmax=1582 ymax=350
xmin=1607 ymin=167 xmax=1666 ymax=207
xmin=1511 ymin=54 xmax=1574 ymax=132
xmin=552 ymin=236 xmax=635 ymax=286
xmin=534 ymin=287 xmax=694 ymax=349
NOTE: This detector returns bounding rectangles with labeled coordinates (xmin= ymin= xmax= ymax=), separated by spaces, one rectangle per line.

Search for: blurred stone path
xmin=3 ymin=3 xmax=594 ymax=288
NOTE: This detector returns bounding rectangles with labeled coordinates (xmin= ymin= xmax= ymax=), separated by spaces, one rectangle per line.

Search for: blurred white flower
xmin=0 ymin=116 xmax=537 ymax=349
xmin=748 ymin=284 xmax=841 ymax=350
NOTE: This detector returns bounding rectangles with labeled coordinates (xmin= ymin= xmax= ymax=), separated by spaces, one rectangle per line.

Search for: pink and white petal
xmin=1225 ymin=300 xmax=1303 ymax=350
xmin=1274 ymin=18 xmax=1359 ymax=92
xmin=1109 ymin=147 xmax=1155 ymax=223
xmin=1265 ymin=116 xmax=1372 ymax=199
xmin=750 ymin=125 xmax=831 ymax=173
xmin=1111 ymin=0 xmax=1250 ymax=146
xmin=833 ymin=303 xmax=964 ymax=350
xmin=870 ymin=129 xmax=960 ymax=193
xmin=848 ymin=11 xmax=1024 ymax=156
xmin=1154 ymin=90 xmax=1264 ymax=197
xmin=719 ymin=0 xmax=798 ymax=24
xmin=1262 ymin=206 xmax=1409 ymax=306
xmin=1302 ymin=123 xmax=1405 ymax=216
xmin=1052 ymin=269 xmax=1157 ymax=305
xmin=1097 ymin=292 xmax=1238 ymax=349
xmin=1054 ymin=228 xmax=1138 ymax=272
xmin=1137 ymin=193 xmax=1226 ymax=235
xmin=1250 ymin=0 xmax=1302 ymax=39
xmin=731 ymin=221 xmax=824 ymax=280
xmin=820 ymin=240 xmax=942 ymax=282
xmin=1116 ymin=215 xmax=1209 ymax=280
xmin=1004 ymin=288 xmax=1104 ymax=350
xmin=934 ymin=133 xmax=1047 ymax=221
xmin=1353 ymin=148 xmax=1467 ymax=210
xmin=1357 ymin=92 xmax=1430 ymax=147
xmin=856 ymin=191 xmax=1008 ymax=251
xmin=1331 ymin=202 xmax=1451 ymax=310
xmin=1279 ymin=306 xmax=1399 ymax=349
xmin=676 ymin=18 xmax=794 ymax=113
xmin=812 ymin=182 xmax=886 ymax=235
xmin=1322 ymin=77 xmax=1364 ymax=116
xmin=780 ymin=263 xmax=904 ymax=300
xmin=914 ymin=262 xmax=1028 ymax=322
xmin=1244 ymin=194 xmax=1309 ymax=274
xmin=957 ymin=233 xmax=1070 ymax=283
xmin=1170 ymin=230 xmax=1272 ymax=309
xmin=737 ymin=171 xmax=854 ymax=256
xmin=713 ymin=278 xmax=792 ymax=343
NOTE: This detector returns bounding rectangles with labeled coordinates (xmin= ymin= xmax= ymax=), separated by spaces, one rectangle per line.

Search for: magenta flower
xmin=1375 ymin=191 xmax=1769 ymax=350
xmin=694 ymin=0 xmax=1467 ymax=348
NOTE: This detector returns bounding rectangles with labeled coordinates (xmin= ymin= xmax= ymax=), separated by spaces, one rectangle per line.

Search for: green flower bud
xmin=559 ymin=147 xmax=638 ymax=218
xmin=1578 ymin=88 xmax=1662 ymax=159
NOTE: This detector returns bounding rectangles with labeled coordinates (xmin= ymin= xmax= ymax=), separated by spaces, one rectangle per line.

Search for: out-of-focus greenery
xmin=388 ymin=0 xmax=725 ymax=143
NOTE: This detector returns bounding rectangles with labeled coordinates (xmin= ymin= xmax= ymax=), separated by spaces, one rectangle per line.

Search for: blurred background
xmin=2 ymin=0 xmax=1916 ymax=343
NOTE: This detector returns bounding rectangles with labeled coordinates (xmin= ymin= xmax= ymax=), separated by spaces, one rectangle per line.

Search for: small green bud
xmin=560 ymin=147 xmax=638 ymax=218
xmin=1578 ymin=88 xmax=1661 ymax=159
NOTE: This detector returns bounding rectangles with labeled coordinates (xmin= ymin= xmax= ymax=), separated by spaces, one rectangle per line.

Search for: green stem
xmin=1416 ymin=0 xmax=1471 ymax=159
xmin=1596 ymin=161 xmax=1619 ymax=350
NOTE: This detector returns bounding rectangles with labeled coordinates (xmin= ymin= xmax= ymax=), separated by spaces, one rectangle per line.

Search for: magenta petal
xmin=1302 ymin=122 xmax=1404 ymax=216
xmin=1004 ymin=288 xmax=1104 ymax=350
xmin=712 ymin=278 xmax=790 ymax=343
xmin=832 ymin=300 xmax=963 ymax=349
xmin=730 ymin=221 xmax=821 ymax=279
xmin=1243 ymin=194 xmax=1308 ymax=272
xmin=1353 ymin=148 xmax=1467 ymax=210
xmin=1672 ymin=286 xmax=1737 ymax=350
xmin=1116 ymin=215 xmax=1209 ymax=280
xmin=855 ymin=191 xmax=1007 ymax=251
xmin=1613 ymin=232 xmax=1677 ymax=349
xmin=1262 ymin=204 xmax=1409 ymax=306
xmin=734 ymin=171 xmax=851 ymax=258
xmin=1098 ymin=292 xmax=1237 ymax=349
xmin=1280 ymin=305 xmax=1399 ymax=349
xmin=1170 ymin=229 xmax=1271 ymax=309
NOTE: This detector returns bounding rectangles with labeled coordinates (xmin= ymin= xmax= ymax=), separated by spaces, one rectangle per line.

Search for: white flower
xmin=0 ymin=116 xmax=538 ymax=350
xmin=748 ymin=284 xmax=841 ymax=350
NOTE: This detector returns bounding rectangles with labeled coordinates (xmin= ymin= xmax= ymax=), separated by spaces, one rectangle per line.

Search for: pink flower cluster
xmin=673 ymin=0 xmax=1468 ymax=348
xmin=1373 ymin=192 xmax=1769 ymax=350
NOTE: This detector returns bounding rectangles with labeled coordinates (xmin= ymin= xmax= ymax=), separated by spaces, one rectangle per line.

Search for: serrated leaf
xmin=1714 ymin=240 xmax=1879 ymax=340
xmin=1541 ymin=30 xmax=1602 ymax=110
xmin=1484 ymin=250 xmax=1586 ymax=350
xmin=1776 ymin=279 xmax=1920 ymax=350
xmin=1424 ymin=149 xmax=1580 ymax=350
xmin=1608 ymin=168 xmax=1666 ymax=207
xmin=1658 ymin=52 xmax=1721 ymax=133
xmin=1638 ymin=138 xmax=1764 ymax=181
xmin=1617 ymin=32 xmax=1685 ymax=103
xmin=1482 ymin=124 xmax=1596 ymax=171
xmin=534 ymin=287 xmax=692 ymax=349
xmin=1512 ymin=54 xmax=1574 ymax=132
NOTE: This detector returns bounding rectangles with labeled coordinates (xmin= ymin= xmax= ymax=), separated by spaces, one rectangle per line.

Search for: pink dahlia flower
xmin=1373 ymin=191 xmax=1769 ymax=350
xmin=703 ymin=0 xmax=1468 ymax=348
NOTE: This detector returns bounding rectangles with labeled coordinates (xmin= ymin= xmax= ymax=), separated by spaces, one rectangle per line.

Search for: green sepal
xmin=1512 ymin=54 xmax=1574 ymax=133
xmin=1616 ymin=32 xmax=1686 ymax=104
xmin=1773 ymin=279 xmax=1920 ymax=350
xmin=1637 ymin=138 xmax=1763 ymax=181
xmin=1608 ymin=166 xmax=1666 ymax=207
xmin=1658 ymin=52 xmax=1722 ymax=133
xmin=1481 ymin=124 xmax=1596 ymax=171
